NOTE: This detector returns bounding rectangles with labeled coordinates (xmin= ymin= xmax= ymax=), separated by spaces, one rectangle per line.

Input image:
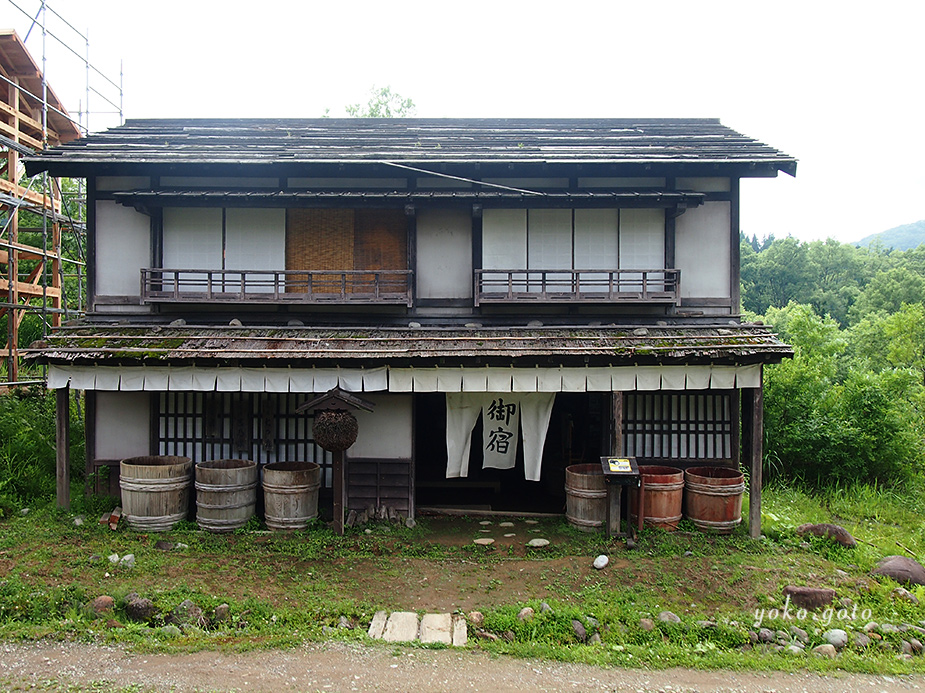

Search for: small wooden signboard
xmin=599 ymin=457 xmax=640 ymax=538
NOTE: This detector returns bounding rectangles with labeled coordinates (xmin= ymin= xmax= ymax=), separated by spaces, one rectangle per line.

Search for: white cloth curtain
xmin=521 ymin=393 xmax=556 ymax=482
xmin=445 ymin=393 xmax=483 ymax=478
xmin=482 ymin=395 xmax=520 ymax=470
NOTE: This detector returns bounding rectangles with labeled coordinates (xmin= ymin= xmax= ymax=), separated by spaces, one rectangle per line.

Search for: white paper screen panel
xmin=482 ymin=209 xmax=527 ymax=269
xmin=619 ymin=209 xmax=664 ymax=269
xmin=163 ymin=208 xmax=223 ymax=269
xmin=574 ymin=209 xmax=618 ymax=270
xmin=224 ymin=208 xmax=285 ymax=270
xmin=675 ymin=202 xmax=731 ymax=299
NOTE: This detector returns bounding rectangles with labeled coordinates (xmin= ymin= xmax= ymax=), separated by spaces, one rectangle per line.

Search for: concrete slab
xmin=419 ymin=613 xmax=452 ymax=645
xmin=451 ymin=614 xmax=468 ymax=647
xmin=367 ymin=610 xmax=388 ymax=639
xmin=382 ymin=611 xmax=419 ymax=643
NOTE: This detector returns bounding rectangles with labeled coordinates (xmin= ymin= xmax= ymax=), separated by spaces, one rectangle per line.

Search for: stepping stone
xmin=499 ymin=521 xmax=514 ymax=527
xmin=525 ymin=519 xmax=539 ymax=524
xmin=382 ymin=612 xmax=419 ymax=642
xmin=527 ymin=538 xmax=550 ymax=548
xmin=474 ymin=537 xmax=495 ymax=546
xmin=452 ymin=614 xmax=468 ymax=646
xmin=420 ymin=613 xmax=452 ymax=645
xmin=504 ymin=533 xmax=516 ymax=537
xmin=368 ymin=610 xmax=388 ymax=639
xmin=479 ymin=520 xmax=492 ymax=525
xmin=479 ymin=529 xmax=491 ymax=533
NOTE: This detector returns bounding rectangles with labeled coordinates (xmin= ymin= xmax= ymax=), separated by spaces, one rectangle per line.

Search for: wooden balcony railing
xmin=474 ymin=268 xmax=680 ymax=305
xmin=141 ymin=268 xmax=413 ymax=306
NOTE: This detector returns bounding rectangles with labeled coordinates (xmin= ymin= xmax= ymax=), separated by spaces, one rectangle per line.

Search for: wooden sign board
xmin=600 ymin=456 xmax=639 ymax=482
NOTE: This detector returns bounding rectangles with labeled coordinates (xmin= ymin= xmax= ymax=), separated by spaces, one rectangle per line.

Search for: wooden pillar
xmin=744 ymin=383 xmax=764 ymax=539
xmin=333 ymin=450 xmax=345 ymax=536
xmin=56 ymin=385 xmax=71 ymax=509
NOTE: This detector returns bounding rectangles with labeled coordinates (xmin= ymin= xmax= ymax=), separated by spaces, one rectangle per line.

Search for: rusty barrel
xmin=120 ymin=456 xmax=192 ymax=532
xmin=195 ymin=459 xmax=258 ymax=533
xmin=565 ymin=463 xmax=606 ymax=532
xmin=684 ymin=466 xmax=745 ymax=533
xmin=262 ymin=461 xmax=321 ymax=530
xmin=630 ymin=465 xmax=684 ymax=530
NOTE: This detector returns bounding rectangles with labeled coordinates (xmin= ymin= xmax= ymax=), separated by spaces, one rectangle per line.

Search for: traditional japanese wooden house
xmin=25 ymin=118 xmax=796 ymax=535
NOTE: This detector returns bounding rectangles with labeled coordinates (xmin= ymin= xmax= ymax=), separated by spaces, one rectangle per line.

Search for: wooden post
xmin=333 ymin=449 xmax=345 ymax=536
xmin=745 ymin=383 xmax=764 ymax=539
xmin=606 ymin=484 xmax=621 ymax=538
xmin=56 ymin=385 xmax=70 ymax=509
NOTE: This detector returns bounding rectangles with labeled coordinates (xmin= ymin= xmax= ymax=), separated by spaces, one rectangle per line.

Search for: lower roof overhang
xmin=28 ymin=324 xmax=792 ymax=393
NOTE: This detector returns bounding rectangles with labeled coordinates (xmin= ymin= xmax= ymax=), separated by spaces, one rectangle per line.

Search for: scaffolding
xmin=1 ymin=1 xmax=122 ymax=388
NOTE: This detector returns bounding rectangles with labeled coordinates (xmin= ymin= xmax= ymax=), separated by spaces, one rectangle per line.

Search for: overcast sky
xmin=6 ymin=0 xmax=923 ymax=244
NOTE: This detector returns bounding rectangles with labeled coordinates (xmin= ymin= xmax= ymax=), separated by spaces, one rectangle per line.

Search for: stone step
xmin=368 ymin=611 xmax=467 ymax=646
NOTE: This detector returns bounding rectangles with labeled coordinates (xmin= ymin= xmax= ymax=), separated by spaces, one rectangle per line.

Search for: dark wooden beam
xmin=743 ymin=382 xmax=764 ymax=539
xmin=56 ymin=385 xmax=71 ymax=509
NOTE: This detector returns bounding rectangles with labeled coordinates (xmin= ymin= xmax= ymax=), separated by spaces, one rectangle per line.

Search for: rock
xmin=499 ymin=521 xmax=514 ymax=527
xmin=864 ymin=621 xmax=879 ymax=632
xmin=696 ymin=620 xmax=717 ymax=629
xmin=758 ymin=628 xmax=775 ymax=643
xmin=174 ymin=543 xmax=188 ymax=550
xmin=813 ymin=643 xmax=838 ymax=658
xmin=87 ymin=595 xmax=115 ymax=617
xmin=785 ymin=644 xmax=804 ymax=655
xmin=683 ymin=551 xmax=693 ymax=557
xmin=473 ymin=538 xmax=495 ymax=546
xmin=585 ymin=616 xmax=600 ymax=629
xmin=166 ymin=599 xmax=207 ymax=630
xmin=527 ymin=320 xmax=544 ymax=327
xmin=901 ymin=640 xmax=914 ymax=655
xmin=526 ymin=538 xmax=549 ymax=548
xmin=782 ymin=585 xmax=836 ymax=610
xmin=658 ymin=611 xmax=681 ymax=624
xmin=910 ymin=638 xmax=924 ymax=655
xmin=639 ymin=618 xmax=655 ymax=632
xmin=88 ymin=554 xmax=102 ymax=563
xmin=464 ymin=323 xmax=482 ymax=328
xmin=790 ymin=626 xmax=809 ymax=643
xmin=20 ymin=508 xmax=29 ymax=515
xmin=892 ymin=587 xmax=920 ymax=604
xmin=213 ymin=604 xmax=231 ymax=624
xmin=345 ymin=510 xmax=358 ymax=527
xmin=119 ymin=554 xmax=135 ymax=569
xmin=108 ymin=553 xmax=120 ymax=564
xmin=475 ymin=630 xmax=498 ymax=641
xmin=287 ymin=319 xmax=304 ymax=327
xmin=589 ymin=633 xmax=602 ymax=645
xmin=824 ymin=628 xmax=849 ymax=649
xmin=593 ymin=555 xmax=609 ymax=570
xmin=775 ymin=630 xmax=790 ymax=645
xmin=154 ymin=541 xmax=175 ymax=551
xmin=404 ymin=517 xmax=416 ymax=529
xmin=625 ymin=537 xmax=637 ymax=550
xmin=748 ymin=631 xmax=759 ymax=645
xmin=169 ymin=318 xmax=186 ymax=327
xmin=633 ymin=327 xmax=648 ymax=336
xmin=468 ymin=611 xmax=484 ymax=627
xmin=228 ymin=318 xmax=243 ymax=327
xmin=408 ymin=322 xmax=422 ymax=328
xmin=73 ymin=517 xmax=84 ymax=526
xmin=338 ymin=615 xmax=353 ymax=629
xmin=853 ymin=633 xmax=871 ymax=649
xmin=106 ymin=618 xmax=124 ymax=629
xmin=502 ymin=630 xmax=515 ymax=642
xmin=882 ymin=623 xmax=901 ymax=634
xmin=872 ymin=555 xmax=925 ymax=586
xmin=796 ymin=523 xmax=857 ymax=548
xmin=517 ymin=607 xmax=534 ymax=622
xmin=125 ymin=596 xmax=156 ymax=623
xmin=364 ymin=528 xmax=373 ymax=535
xmin=572 ymin=620 xmax=587 ymax=642
xmin=161 ymin=624 xmax=182 ymax=638
xmin=837 ymin=597 xmax=855 ymax=609
xmin=540 ymin=602 xmax=553 ymax=614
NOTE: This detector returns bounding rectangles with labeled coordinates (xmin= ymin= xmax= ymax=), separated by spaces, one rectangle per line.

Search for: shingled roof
xmin=26 ymin=324 xmax=793 ymax=368
xmin=25 ymin=118 xmax=797 ymax=178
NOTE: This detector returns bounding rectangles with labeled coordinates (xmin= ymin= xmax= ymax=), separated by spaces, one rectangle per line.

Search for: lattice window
xmin=157 ymin=392 xmax=333 ymax=487
xmin=623 ymin=392 xmax=733 ymax=460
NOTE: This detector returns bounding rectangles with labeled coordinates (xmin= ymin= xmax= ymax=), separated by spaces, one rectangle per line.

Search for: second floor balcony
xmin=474 ymin=268 xmax=680 ymax=305
xmin=140 ymin=268 xmax=414 ymax=306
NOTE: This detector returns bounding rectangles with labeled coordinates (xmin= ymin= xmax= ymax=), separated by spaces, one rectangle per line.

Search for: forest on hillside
xmin=742 ymin=234 xmax=925 ymax=487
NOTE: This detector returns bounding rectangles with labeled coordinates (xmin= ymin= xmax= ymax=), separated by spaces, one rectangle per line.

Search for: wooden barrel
xmin=120 ymin=456 xmax=192 ymax=532
xmin=564 ymin=463 xmax=606 ymax=532
xmin=262 ymin=461 xmax=321 ymax=530
xmin=195 ymin=459 xmax=258 ymax=533
xmin=630 ymin=465 xmax=684 ymax=530
xmin=685 ymin=466 xmax=746 ymax=534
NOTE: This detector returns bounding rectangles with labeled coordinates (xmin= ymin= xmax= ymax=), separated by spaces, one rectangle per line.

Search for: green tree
xmin=848 ymin=267 xmax=925 ymax=323
xmin=346 ymin=85 xmax=416 ymax=118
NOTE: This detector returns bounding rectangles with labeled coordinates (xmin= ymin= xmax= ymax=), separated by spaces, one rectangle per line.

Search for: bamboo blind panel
xmin=285 ymin=210 xmax=355 ymax=292
xmin=354 ymin=209 xmax=407 ymax=270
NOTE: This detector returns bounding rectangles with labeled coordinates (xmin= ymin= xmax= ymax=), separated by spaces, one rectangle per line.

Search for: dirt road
xmin=1 ymin=641 xmax=922 ymax=692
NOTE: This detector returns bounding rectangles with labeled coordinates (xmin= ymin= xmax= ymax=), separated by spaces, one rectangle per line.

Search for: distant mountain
xmin=856 ymin=220 xmax=925 ymax=251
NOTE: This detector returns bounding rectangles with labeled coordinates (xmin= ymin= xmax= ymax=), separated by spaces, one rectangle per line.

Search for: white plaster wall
xmin=416 ymin=209 xmax=472 ymax=299
xmin=676 ymin=201 xmax=732 ymax=298
xmin=347 ymin=394 xmax=413 ymax=459
xmin=94 ymin=391 xmax=151 ymax=459
xmin=94 ymin=201 xmax=151 ymax=297
xmin=676 ymin=177 xmax=731 ymax=192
